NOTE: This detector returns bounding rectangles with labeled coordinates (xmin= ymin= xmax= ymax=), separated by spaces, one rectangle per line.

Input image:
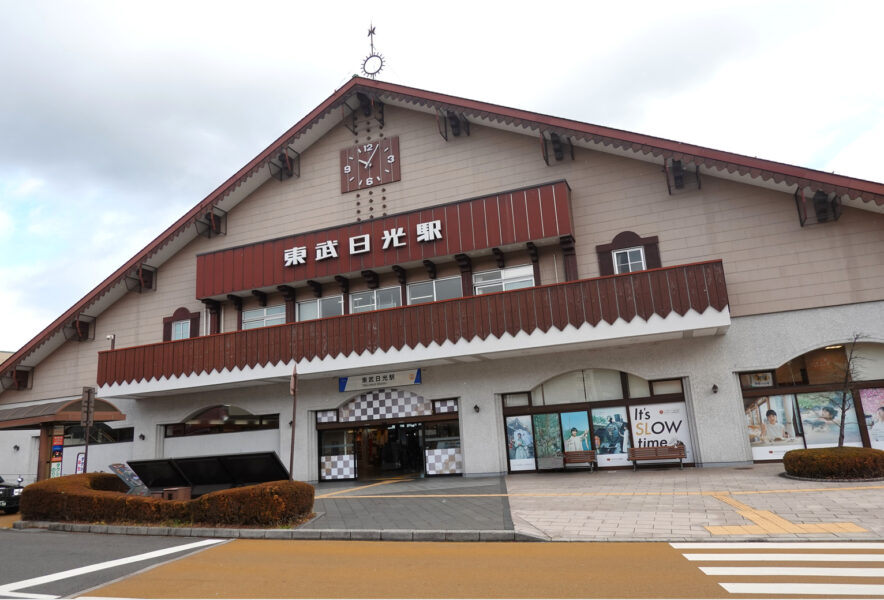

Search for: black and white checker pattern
xmin=339 ymin=388 xmax=433 ymax=423
xmin=320 ymin=454 xmax=355 ymax=480
xmin=315 ymin=410 xmax=338 ymax=423
xmin=433 ymin=399 xmax=459 ymax=414
xmin=425 ymin=448 xmax=463 ymax=475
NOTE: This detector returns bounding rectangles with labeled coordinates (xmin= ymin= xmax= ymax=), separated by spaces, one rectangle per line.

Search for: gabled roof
xmin=2 ymin=76 xmax=883 ymax=381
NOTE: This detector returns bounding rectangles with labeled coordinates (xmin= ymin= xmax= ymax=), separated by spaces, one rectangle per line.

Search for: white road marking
xmin=673 ymin=541 xmax=884 ymax=550
xmin=701 ymin=566 xmax=884 ymax=577
xmin=720 ymin=582 xmax=884 ymax=595
xmin=683 ymin=552 xmax=884 ymax=562
xmin=0 ymin=539 xmax=223 ymax=598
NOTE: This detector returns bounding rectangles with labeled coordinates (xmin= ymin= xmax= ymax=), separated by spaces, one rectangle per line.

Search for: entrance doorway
xmin=357 ymin=423 xmax=424 ymax=479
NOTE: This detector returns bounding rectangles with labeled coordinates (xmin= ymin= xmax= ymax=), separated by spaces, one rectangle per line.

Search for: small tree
xmin=835 ymin=333 xmax=866 ymax=447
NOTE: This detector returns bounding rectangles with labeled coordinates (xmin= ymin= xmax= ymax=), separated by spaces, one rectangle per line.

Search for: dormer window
xmin=171 ymin=320 xmax=191 ymax=340
xmin=613 ymin=247 xmax=646 ymax=274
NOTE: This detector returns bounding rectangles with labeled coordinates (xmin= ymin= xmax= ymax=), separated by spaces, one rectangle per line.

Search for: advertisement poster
xmin=591 ymin=406 xmax=630 ymax=467
xmin=629 ymin=402 xmax=695 ymax=463
xmin=860 ymin=388 xmax=884 ymax=450
xmin=49 ymin=462 xmax=62 ymax=478
xmin=505 ymin=416 xmax=535 ymax=471
xmin=797 ymin=391 xmax=862 ymax=448
xmin=561 ymin=411 xmax=592 ymax=452
xmin=744 ymin=395 xmax=805 ymax=460
xmin=76 ymin=453 xmax=86 ymax=474
xmin=532 ymin=413 xmax=563 ymax=470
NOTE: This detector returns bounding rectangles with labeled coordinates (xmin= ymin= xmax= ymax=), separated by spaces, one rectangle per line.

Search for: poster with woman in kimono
xmin=505 ymin=415 xmax=535 ymax=471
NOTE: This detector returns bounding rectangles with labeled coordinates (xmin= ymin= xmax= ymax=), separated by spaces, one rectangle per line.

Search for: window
xmin=164 ymin=405 xmax=279 ymax=437
xmin=297 ymin=296 xmax=343 ymax=321
xmin=350 ymin=287 xmax=402 ymax=314
xmin=407 ymin=276 xmax=463 ymax=305
xmin=242 ymin=304 xmax=286 ymax=329
xmin=613 ymin=247 xmax=646 ymax=274
xmin=171 ymin=320 xmax=190 ymax=340
xmin=473 ymin=265 xmax=534 ymax=295
xmin=64 ymin=423 xmax=134 ymax=446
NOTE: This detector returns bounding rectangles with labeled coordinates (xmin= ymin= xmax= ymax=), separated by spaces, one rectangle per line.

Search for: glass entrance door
xmin=356 ymin=423 xmax=424 ymax=479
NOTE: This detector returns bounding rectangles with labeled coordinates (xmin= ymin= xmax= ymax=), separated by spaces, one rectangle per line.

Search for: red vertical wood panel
xmin=524 ymin=187 xmax=543 ymax=240
xmin=457 ymin=202 xmax=475 ymax=253
xmin=516 ymin=289 xmax=531 ymax=334
xmin=131 ymin=346 xmax=144 ymax=383
xmin=154 ymin=344 xmax=165 ymax=381
xmin=632 ymin=273 xmax=654 ymax=320
xmin=231 ymin=247 xmax=243 ymax=293
xmin=668 ymin=269 xmax=690 ymax=316
xmin=537 ymin=184 xmax=556 ymax=239
xmin=201 ymin=254 xmax=213 ymax=297
xmin=565 ymin=283 xmax=585 ymax=328
xmin=597 ymin=278 xmax=619 ymax=325
xmin=272 ymin=239 xmax=286 ymax=287
xmin=97 ymin=353 xmax=108 ymax=387
xmin=222 ymin=334 xmax=235 ymax=371
xmin=549 ymin=286 xmax=568 ymax=331
xmin=262 ymin=243 xmax=275 ymax=288
xmin=648 ymin=270 xmax=672 ymax=318
xmin=615 ymin=277 xmax=637 ymax=323
xmin=512 ymin=191 xmax=530 ymax=242
xmin=195 ymin=256 xmax=206 ymax=298
xmin=221 ymin=250 xmax=234 ymax=295
xmin=535 ymin=288 xmax=553 ymax=332
xmin=553 ymin=182 xmax=573 ymax=236
xmin=486 ymin=295 xmax=502 ymax=338
xmin=581 ymin=280 xmax=600 ymax=326
xmin=444 ymin=204 xmax=461 ymax=255
xmin=686 ymin=264 xmax=709 ymax=313
xmin=394 ymin=214 xmax=411 ymax=265
xmin=240 ymin=245 xmax=253 ymax=290
xmin=711 ymin=262 xmax=728 ymax=310
xmin=484 ymin=196 xmax=502 ymax=248
xmin=499 ymin=194 xmax=516 ymax=245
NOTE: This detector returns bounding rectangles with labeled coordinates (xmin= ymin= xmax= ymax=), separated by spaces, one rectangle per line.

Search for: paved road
xmin=76 ymin=541 xmax=884 ymax=598
xmin=0 ymin=528 xmax=222 ymax=599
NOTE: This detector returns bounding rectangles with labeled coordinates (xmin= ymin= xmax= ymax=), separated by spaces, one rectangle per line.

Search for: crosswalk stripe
xmin=684 ymin=552 xmax=884 ymax=562
xmin=672 ymin=542 xmax=884 ymax=550
xmin=700 ymin=566 xmax=884 ymax=577
xmin=719 ymin=582 xmax=884 ymax=595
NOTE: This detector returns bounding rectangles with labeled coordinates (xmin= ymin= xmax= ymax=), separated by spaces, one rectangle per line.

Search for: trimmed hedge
xmin=21 ymin=473 xmax=314 ymax=527
xmin=783 ymin=446 xmax=884 ymax=480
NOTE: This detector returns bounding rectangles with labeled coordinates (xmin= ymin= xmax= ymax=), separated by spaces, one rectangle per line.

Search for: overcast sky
xmin=1 ymin=0 xmax=882 ymax=352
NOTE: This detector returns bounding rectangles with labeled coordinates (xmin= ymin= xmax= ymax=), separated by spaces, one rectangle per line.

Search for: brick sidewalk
xmin=505 ymin=463 xmax=884 ymax=541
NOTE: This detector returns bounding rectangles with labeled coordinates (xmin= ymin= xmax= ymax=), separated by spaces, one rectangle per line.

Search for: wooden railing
xmin=97 ymin=260 xmax=728 ymax=387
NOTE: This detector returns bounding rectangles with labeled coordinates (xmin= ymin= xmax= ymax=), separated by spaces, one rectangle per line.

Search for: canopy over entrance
xmin=0 ymin=398 xmax=125 ymax=429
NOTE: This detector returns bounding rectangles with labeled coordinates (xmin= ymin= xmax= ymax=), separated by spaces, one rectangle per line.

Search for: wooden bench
xmin=563 ymin=450 xmax=597 ymax=472
xmin=627 ymin=445 xmax=686 ymax=470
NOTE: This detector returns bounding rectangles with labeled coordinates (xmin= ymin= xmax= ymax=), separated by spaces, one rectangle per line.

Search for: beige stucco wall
xmin=4 ymin=103 xmax=884 ymax=405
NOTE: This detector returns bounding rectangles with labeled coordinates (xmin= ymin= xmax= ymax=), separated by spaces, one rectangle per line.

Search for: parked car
xmin=0 ymin=476 xmax=24 ymax=514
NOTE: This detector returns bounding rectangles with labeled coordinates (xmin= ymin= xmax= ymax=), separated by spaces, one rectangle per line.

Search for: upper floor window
xmin=613 ymin=247 xmax=646 ymax=274
xmin=297 ymin=296 xmax=343 ymax=321
xmin=242 ymin=304 xmax=286 ymax=329
xmin=164 ymin=307 xmax=200 ymax=341
xmin=351 ymin=287 xmax=402 ymax=314
xmin=473 ymin=265 xmax=534 ymax=295
xmin=164 ymin=405 xmax=279 ymax=438
xmin=171 ymin=320 xmax=191 ymax=340
xmin=407 ymin=276 xmax=463 ymax=305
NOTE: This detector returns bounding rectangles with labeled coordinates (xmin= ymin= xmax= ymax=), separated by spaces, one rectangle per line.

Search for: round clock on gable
xmin=340 ymin=136 xmax=401 ymax=193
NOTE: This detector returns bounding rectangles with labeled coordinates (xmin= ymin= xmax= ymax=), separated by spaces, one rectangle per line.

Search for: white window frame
xmin=242 ymin=304 xmax=286 ymax=330
xmin=612 ymin=246 xmax=646 ymax=274
xmin=472 ymin=265 xmax=535 ymax=295
xmin=350 ymin=286 xmax=402 ymax=314
xmin=407 ymin=276 xmax=463 ymax=305
xmin=171 ymin=320 xmax=190 ymax=340
xmin=297 ymin=295 xmax=344 ymax=321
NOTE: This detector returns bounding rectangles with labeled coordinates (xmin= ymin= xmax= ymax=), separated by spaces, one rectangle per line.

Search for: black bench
xmin=563 ymin=450 xmax=597 ymax=471
xmin=627 ymin=445 xmax=686 ymax=470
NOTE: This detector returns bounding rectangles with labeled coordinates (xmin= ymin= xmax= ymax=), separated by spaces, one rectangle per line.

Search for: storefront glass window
xmin=320 ymin=429 xmax=356 ymax=456
xmin=627 ymin=373 xmax=651 ymax=398
xmin=424 ymin=421 xmax=460 ymax=450
xmin=860 ymin=388 xmax=884 ymax=450
xmin=629 ymin=402 xmax=694 ymax=462
xmin=744 ymin=395 xmax=805 ymax=461
xmin=797 ymin=391 xmax=863 ymax=448
xmin=505 ymin=415 xmax=535 ymax=471
xmin=585 ymin=369 xmax=623 ymax=401
xmin=591 ymin=406 xmax=631 ymax=467
xmin=532 ymin=414 xmax=563 ymax=469
xmin=651 ymin=379 xmax=683 ymax=395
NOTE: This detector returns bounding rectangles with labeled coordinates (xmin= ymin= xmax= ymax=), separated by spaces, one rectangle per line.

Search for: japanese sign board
xmin=339 ymin=368 xmax=421 ymax=392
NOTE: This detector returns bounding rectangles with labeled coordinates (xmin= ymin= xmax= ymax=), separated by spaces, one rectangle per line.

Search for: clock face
xmin=340 ymin=136 xmax=401 ymax=193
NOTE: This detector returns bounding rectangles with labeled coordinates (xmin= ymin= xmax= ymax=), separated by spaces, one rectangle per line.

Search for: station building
xmin=2 ymin=78 xmax=883 ymax=485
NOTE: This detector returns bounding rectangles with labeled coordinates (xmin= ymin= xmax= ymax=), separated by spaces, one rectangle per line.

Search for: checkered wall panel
xmin=339 ymin=388 xmax=433 ymax=423
xmin=425 ymin=447 xmax=463 ymax=475
xmin=320 ymin=454 xmax=356 ymax=480
xmin=315 ymin=410 xmax=338 ymax=423
xmin=433 ymin=399 xmax=458 ymax=414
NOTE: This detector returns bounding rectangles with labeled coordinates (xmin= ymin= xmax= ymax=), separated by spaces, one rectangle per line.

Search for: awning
xmin=0 ymin=398 xmax=125 ymax=429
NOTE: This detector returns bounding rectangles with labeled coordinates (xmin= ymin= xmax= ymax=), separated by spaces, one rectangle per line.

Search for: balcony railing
xmin=97 ymin=260 xmax=728 ymax=387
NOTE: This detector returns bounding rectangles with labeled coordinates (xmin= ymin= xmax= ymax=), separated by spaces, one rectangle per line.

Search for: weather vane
xmin=361 ymin=24 xmax=385 ymax=79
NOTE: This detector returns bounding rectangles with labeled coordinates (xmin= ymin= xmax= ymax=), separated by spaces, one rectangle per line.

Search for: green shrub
xmin=783 ymin=446 xmax=884 ymax=479
xmin=20 ymin=473 xmax=313 ymax=527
